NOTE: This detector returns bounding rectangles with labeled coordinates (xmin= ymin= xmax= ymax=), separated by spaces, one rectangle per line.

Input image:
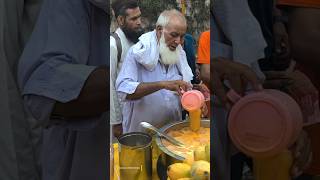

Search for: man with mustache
xmin=116 ymin=9 xmax=193 ymax=133
xmin=110 ymin=0 xmax=144 ymax=138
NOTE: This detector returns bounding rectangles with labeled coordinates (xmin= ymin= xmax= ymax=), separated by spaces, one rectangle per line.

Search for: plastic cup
xmin=181 ymin=90 xmax=205 ymax=111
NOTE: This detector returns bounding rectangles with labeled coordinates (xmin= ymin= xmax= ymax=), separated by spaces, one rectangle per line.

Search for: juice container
xmin=181 ymin=90 xmax=205 ymax=131
xmin=227 ymin=89 xmax=303 ymax=180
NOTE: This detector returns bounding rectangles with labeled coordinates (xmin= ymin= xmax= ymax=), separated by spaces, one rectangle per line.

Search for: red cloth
xmin=277 ymin=0 xmax=320 ymax=8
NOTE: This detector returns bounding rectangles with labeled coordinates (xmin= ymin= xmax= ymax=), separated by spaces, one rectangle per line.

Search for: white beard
xmin=159 ymin=34 xmax=180 ymax=65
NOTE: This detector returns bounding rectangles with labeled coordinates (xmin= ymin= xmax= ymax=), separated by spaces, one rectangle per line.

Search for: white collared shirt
xmin=110 ymin=28 xmax=134 ymax=125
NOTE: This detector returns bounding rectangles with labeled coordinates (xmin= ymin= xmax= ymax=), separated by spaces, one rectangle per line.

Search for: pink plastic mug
xmin=181 ymin=90 xmax=205 ymax=112
xmin=227 ymin=89 xmax=303 ymax=158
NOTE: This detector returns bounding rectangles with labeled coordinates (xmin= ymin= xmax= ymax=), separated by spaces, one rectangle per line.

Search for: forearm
xmin=52 ymin=66 xmax=109 ymax=118
xmin=200 ymin=64 xmax=210 ymax=87
xmin=126 ymin=81 xmax=164 ymax=100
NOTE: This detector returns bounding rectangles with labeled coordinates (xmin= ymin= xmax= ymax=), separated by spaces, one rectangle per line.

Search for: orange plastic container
xmin=181 ymin=90 xmax=205 ymax=131
xmin=227 ymin=89 xmax=303 ymax=180
xmin=181 ymin=90 xmax=205 ymax=111
xmin=227 ymin=89 xmax=303 ymax=158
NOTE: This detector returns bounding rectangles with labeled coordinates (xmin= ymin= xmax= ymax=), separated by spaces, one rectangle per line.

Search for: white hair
xmin=156 ymin=9 xmax=186 ymax=28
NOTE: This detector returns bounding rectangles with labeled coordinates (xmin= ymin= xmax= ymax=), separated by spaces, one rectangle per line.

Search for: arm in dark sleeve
xmin=18 ymin=0 xmax=109 ymax=120
xmin=53 ymin=66 xmax=109 ymax=118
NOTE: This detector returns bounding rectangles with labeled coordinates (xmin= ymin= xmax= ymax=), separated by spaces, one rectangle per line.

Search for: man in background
xmin=116 ymin=9 xmax=193 ymax=132
xmin=110 ymin=0 xmax=144 ymax=138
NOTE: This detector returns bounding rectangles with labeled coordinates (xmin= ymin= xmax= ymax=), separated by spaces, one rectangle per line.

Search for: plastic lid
xmin=228 ymin=91 xmax=296 ymax=158
xmin=181 ymin=90 xmax=204 ymax=111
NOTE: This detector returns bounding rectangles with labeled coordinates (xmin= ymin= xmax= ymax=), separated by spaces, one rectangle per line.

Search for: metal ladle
xmin=140 ymin=122 xmax=185 ymax=147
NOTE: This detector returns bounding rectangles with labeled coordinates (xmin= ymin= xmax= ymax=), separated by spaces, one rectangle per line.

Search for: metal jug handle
xmin=119 ymin=165 xmax=142 ymax=172
xmin=131 ymin=145 xmax=148 ymax=150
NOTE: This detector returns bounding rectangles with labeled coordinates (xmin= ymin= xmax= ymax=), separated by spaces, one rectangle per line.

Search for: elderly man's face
xmin=121 ymin=7 xmax=144 ymax=43
xmin=158 ymin=18 xmax=187 ymax=65
xmin=163 ymin=17 xmax=187 ymax=51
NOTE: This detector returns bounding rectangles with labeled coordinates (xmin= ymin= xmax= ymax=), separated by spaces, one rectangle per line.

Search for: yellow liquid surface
xmin=162 ymin=127 xmax=210 ymax=159
xmin=112 ymin=143 xmax=162 ymax=180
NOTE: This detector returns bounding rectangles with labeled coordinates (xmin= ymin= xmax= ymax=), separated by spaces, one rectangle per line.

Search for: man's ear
xmin=117 ymin=16 xmax=125 ymax=26
xmin=156 ymin=26 xmax=163 ymax=39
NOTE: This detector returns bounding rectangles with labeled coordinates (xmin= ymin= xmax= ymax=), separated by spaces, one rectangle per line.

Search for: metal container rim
xmin=155 ymin=119 xmax=210 ymax=161
xmin=118 ymin=132 xmax=152 ymax=150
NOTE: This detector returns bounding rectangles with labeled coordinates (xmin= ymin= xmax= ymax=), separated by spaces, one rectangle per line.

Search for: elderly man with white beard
xmin=116 ymin=9 xmax=194 ymax=133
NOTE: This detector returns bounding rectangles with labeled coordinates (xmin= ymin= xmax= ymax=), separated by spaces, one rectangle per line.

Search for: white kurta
xmin=110 ymin=28 xmax=134 ymax=125
xmin=116 ymin=30 xmax=193 ymax=133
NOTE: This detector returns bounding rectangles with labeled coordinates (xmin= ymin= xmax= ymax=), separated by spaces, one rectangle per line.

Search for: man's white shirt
xmin=110 ymin=28 xmax=134 ymax=125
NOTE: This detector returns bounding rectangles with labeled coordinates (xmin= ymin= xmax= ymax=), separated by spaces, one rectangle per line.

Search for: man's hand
xmin=264 ymin=69 xmax=319 ymax=122
xmin=52 ymin=66 xmax=108 ymax=118
xmin=161 ymin=80 xmax=192 ymax=96
xmin=289 ymin=130 xmax=313 ymax=178
xmin=212 ymin=57 xmax=263 ymax=107
xmin=193 ymin=83 xmax=210 ymax=100
xmin=127 ymin=80 xmax=192 ymax=100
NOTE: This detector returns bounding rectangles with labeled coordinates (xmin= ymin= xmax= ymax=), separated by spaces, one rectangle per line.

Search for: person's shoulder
xmin=130 ymin=41 xmax=143 ymax=51
xmin=200 ymin=31 xmax=210 ymax=40
xmin=179 ymin=45 xmax=187 ymax=56
xmin=114 ymin=28 xmax=128 ymax=41
xmin=110 ymin=36 xmax=117 ymax=48
xmin=184 ymin=34 xmax=194 ymax=41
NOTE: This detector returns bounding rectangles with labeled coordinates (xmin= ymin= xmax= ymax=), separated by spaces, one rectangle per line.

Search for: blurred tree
xmin=110 ymin=0 xmax=210 ymax=45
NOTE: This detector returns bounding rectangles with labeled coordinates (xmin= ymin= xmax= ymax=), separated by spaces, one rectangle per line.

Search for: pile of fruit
xmin=166 ymin=144 xmax=210 ymax=180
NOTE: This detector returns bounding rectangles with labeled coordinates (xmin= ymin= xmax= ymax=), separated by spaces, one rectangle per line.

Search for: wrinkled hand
xmin=264 ymin=68 xmax=319 ymax=120
xmin=201 ymin=101 xmax=209 ymax=118
xmin=193 ymin=83 xmax=210 ymax=117
xmin=263 ymin=60 xmax=295 ymax=89
xmin=212 ymin=57 xmax=263 ymax=108
xmin=162 ymin=80 xmax=192 ymax=95
xmin=287 ymin=71 xmax=319 ymax=121
xmin=193 ymin=83 xmax=210 ymax=100
xmin=289 ymin=130 xmax=313 ymax=178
